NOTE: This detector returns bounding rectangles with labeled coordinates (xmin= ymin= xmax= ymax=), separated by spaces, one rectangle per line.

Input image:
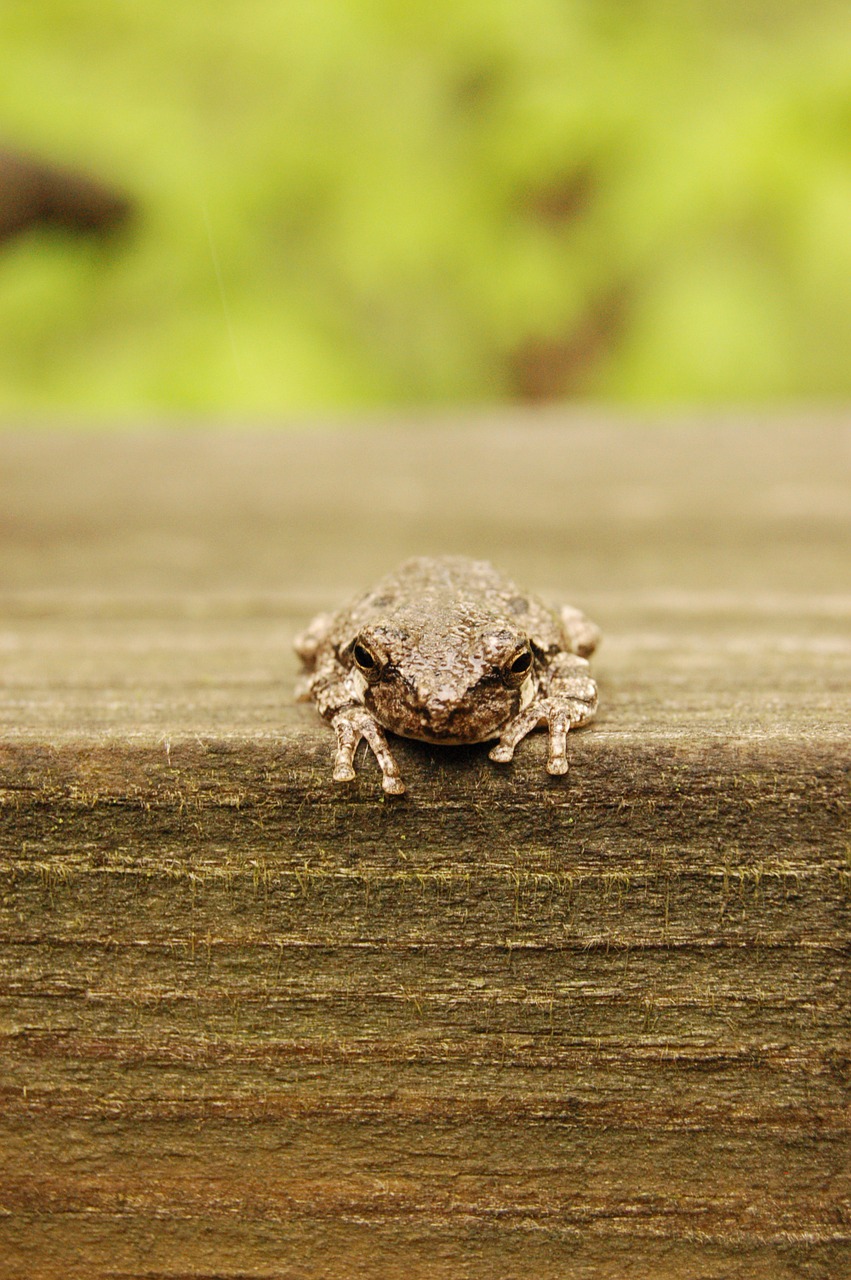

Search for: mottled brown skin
xmin=295 ymin=556 xmax=600 ymax=794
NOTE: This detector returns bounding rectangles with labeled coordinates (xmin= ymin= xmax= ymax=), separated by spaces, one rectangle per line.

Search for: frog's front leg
xmin=302 ymin=656 xmax=406 ymax=795
xmin=331 ymin=706 xmax=405 ymax=795
xmin=489 ymin=654 xmax=597 ymax=776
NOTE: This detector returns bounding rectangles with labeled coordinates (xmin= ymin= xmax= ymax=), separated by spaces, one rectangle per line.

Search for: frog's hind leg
xmin=560 ymin=605 xmax=601 ymax=658
xmin=294 ymin=612 xmax=336 ymax=668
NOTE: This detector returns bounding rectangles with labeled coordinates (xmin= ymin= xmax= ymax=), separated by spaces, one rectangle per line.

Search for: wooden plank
xmin=0 ymin=417 xmax=848 ymax=1279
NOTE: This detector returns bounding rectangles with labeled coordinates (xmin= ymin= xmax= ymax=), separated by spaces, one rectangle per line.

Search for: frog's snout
xmin=415 ymin=683 xmax=460 ymax=731
xmin=418 ymin=680 xmax=457 ymax=701
xmin=416 ymin=704 xmax=450 ymax=733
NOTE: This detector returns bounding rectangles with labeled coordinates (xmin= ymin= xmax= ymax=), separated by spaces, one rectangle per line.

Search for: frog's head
xmin=343 ymin=623 xmax=537 ymax=744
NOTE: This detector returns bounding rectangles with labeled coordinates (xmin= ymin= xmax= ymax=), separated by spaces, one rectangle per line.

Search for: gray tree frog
xmin=295 ymin=555 xmax=600 ymax=795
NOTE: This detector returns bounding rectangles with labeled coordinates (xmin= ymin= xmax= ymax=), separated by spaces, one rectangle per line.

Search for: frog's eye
xmin=353 ymin=641 xmax=381 ymax=675
xmin=503 ymin=646 xmax=533 ymax=685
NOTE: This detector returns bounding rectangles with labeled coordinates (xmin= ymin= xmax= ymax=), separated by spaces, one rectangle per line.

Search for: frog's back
xmin=352 ymin=556 xmax=516 ymax=618
xmin=389 ymin=555 xmax=527 ymax=598
xmin=336 ymin=555 xmax=561 ymax=652
xmin=334 ymin=557 xmax=492 ymax=639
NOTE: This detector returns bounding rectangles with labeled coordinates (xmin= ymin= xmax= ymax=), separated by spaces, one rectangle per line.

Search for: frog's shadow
xmin=392 ymin=735 xmax=485 ymax=772
xmin=376 ymin=730 xmax=551 ymax=787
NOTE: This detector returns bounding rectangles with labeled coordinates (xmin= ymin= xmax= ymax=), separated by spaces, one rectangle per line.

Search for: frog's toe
xmin=489 ymin=705 xmax=544 ymax=766
xmin=546 ymin=713 xmax=571 ymax=774
xmin=356 ymin=719 xmax=404 ymax=795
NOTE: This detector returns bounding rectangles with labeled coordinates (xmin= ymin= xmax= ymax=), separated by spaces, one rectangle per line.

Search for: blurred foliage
xmin=0 ymin=0 xmax=850 ymax=416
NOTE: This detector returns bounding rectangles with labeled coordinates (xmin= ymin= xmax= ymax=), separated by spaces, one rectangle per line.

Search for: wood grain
xmin=0 ymin=417 xmax=848 ymax=1279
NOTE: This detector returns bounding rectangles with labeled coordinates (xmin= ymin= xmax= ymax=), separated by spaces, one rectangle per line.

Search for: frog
xmin=294 ymin=555 xmax=600 ymax=795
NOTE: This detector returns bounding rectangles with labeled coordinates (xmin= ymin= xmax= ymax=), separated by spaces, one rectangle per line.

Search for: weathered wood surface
xmin=0 ymin=417 xmax=848 ymax=1279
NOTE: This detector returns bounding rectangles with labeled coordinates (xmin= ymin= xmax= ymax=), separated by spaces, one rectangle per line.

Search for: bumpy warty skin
xmin=295 ymin=556 xmax=600 ymax=795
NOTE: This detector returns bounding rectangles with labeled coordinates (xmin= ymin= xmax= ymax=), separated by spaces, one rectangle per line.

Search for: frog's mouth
xmin=402 ymin=724 xmax=500 ymax=746
xmin=385 ymin=702 xmax=505 ymax=745
xmin=367 ymin=675 xmax=531 ymax=746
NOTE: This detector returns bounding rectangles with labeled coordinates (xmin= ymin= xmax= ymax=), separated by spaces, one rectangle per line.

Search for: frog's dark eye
xmin=353 ymin=643 xmax=378 ymax=671
xmin=503 ymin=646 xmax=533 ymax=686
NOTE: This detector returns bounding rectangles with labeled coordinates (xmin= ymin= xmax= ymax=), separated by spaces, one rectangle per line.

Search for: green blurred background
xmin=1 ymin=0 xmax=850 ymax=418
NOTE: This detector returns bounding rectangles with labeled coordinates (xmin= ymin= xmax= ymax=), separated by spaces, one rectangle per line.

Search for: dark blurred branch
xmin=0 ymin=147 xmax=132 ymax=243
xmin=509 ymin=284 xmax=631 ymax=400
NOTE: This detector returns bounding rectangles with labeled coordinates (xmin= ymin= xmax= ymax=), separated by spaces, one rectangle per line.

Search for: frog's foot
xmin=331 ymin=707 xmax=405 ymax=795
xmin=489 ymin=694 xmax=596 ymax=776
